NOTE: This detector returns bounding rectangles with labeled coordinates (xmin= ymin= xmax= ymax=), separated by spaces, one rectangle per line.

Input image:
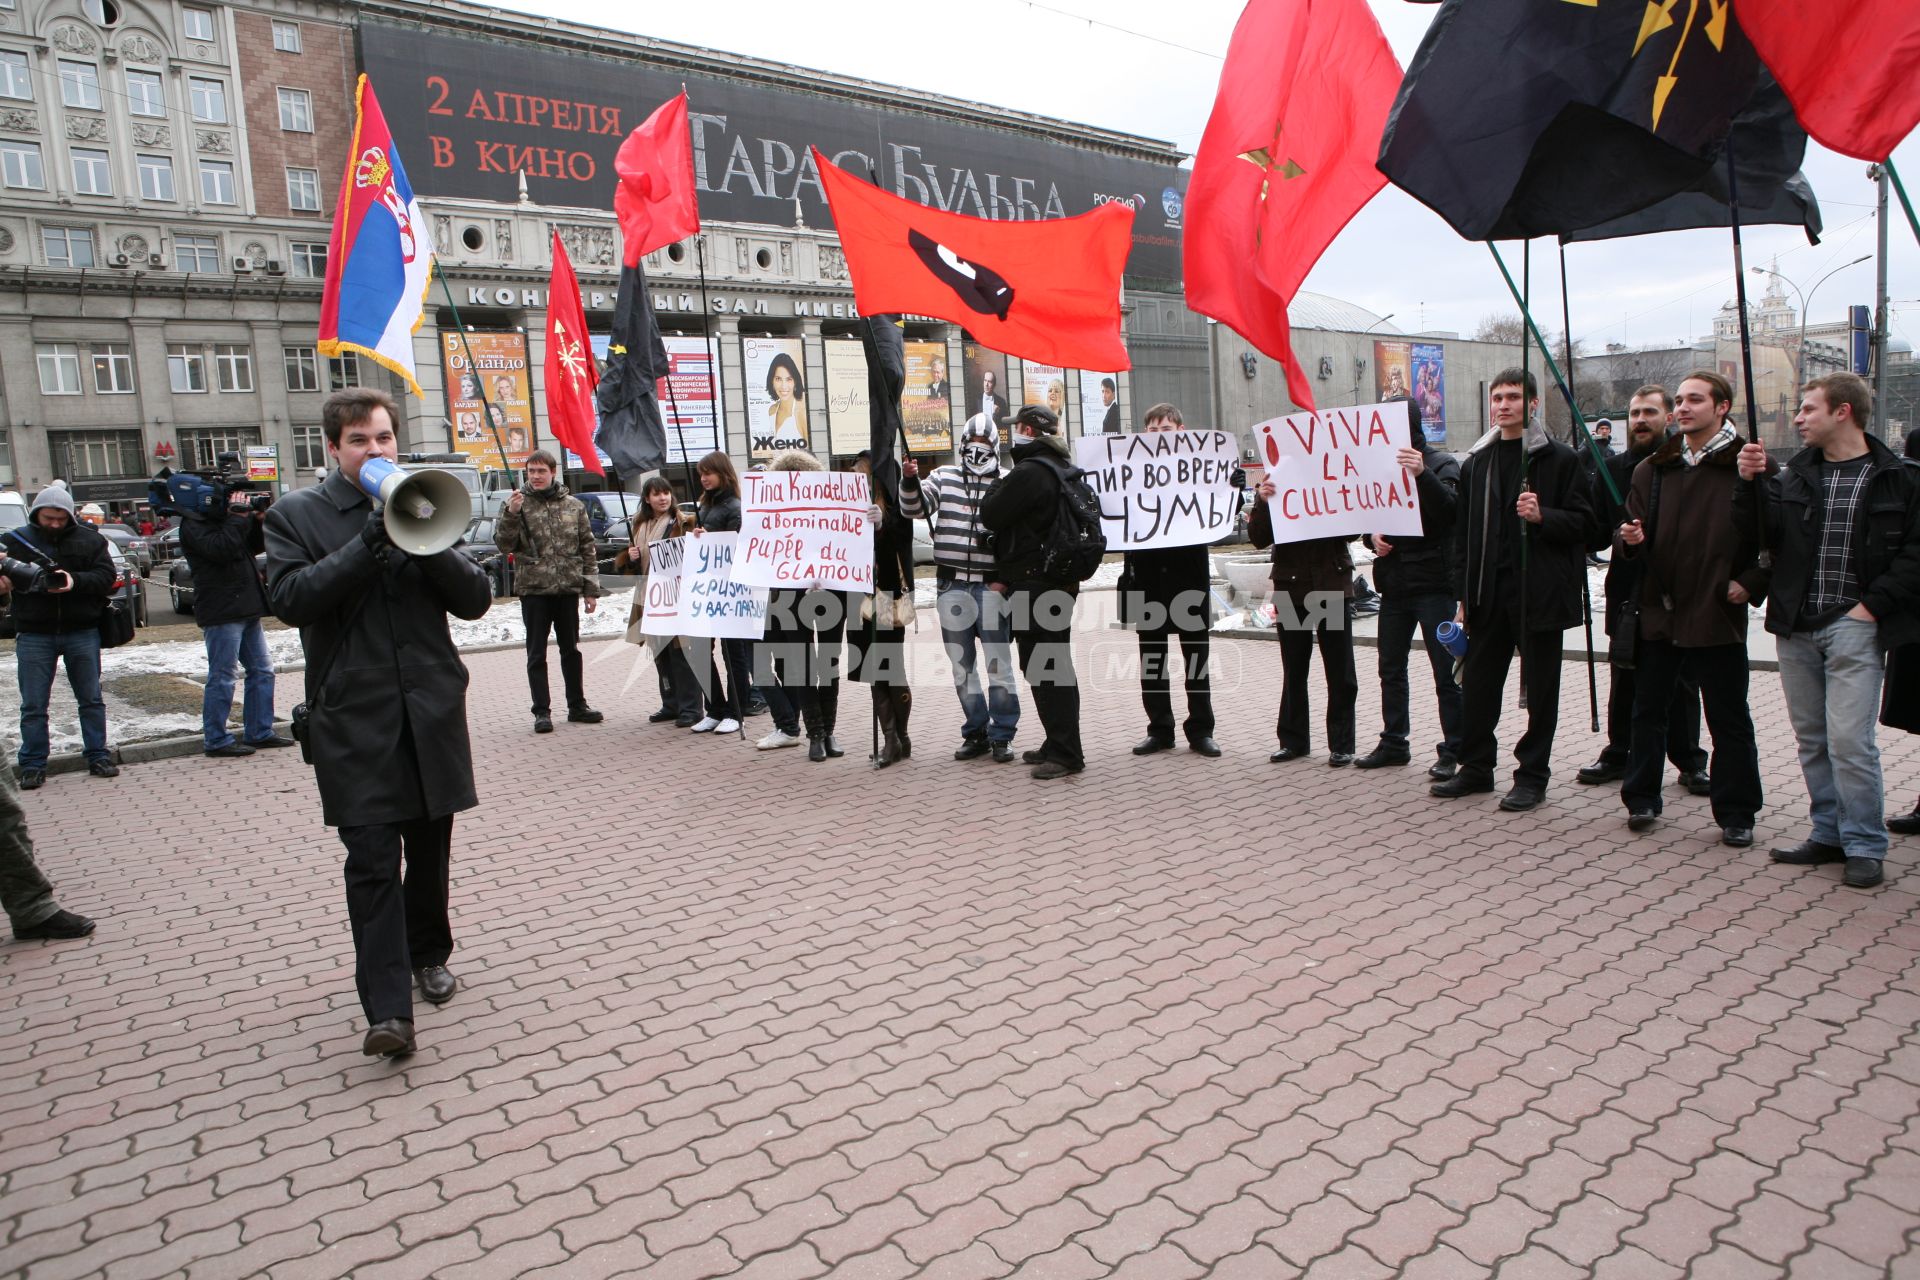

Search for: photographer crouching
xmin=180 ymin=479 xmax=294 ymax=758
xmin=264 ymin=389 xmax=492 ymax=1058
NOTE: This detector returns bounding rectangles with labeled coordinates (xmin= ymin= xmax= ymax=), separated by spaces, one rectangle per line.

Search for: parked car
xmin=150 ymin=525 xmax=182 ymax=564
xmin=459 ymin=516 xmax=513 ymax=598
xmin=168 ymin=548 xmax=266 ymax=617
xmin=98 ymin=522 xmax=154 ymax=578
xmin=0 ymin=539 xmax=145 ymax=637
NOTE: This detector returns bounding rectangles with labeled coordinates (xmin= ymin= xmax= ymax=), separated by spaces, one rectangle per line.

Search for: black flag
xmin=861 ymin=314 xmax=906 ymax=500
xmin=593 ymin=261 xmax=669 ymax=477
xmin=1378 ymin=0 xmax=1807 ymax=242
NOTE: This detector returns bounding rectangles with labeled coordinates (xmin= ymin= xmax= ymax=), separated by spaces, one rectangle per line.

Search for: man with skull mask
xmin=900 ymin=414 xmax=1021 ymax=761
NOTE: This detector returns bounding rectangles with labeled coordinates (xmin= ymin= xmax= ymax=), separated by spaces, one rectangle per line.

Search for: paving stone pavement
xmin=4 ymin=625 xmax=1919 ymax=1279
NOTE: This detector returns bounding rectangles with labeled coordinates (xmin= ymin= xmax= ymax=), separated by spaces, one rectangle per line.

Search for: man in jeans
xmin=1356 ymin=398 xmax=1461 ymax=775
xmin=180 ymin=485 xmax=295 ymax=757
xmin=3 ymin=483 xmax=118 ymax=788
xmin=1736 ymin=372 xmax=1920 ymax=888
xmin=495 ymin=450 xmax=604 ymax=733
xmin=901 ymin=414 xmax=1020 ymax=762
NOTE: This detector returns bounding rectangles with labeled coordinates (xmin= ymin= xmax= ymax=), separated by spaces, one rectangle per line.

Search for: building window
xmin=0 ymin=51 xmax=29 ymax=101
xmin=177 ymin=426 xmax=259 ymax=471
xmin=276 ymin=86 xmax=311 ymax=132
xmin=50 ymin=430 xmax=145 ymax=480
xmin=174 ymin=233 xmax=219 ymax=272
xmin=37 ymin=343 xmax=82 ymax=395
xmin=182 ymin=7 xmax=214 ymax=41
xmin=289 ymin=240 xmax=327 ymax=278
xmin=137 ymin=152 xmax=173 ymax=201
xmin=328 ymin=353 xmax=361 ymax=390
xmin=167 ymin=343 xmax=206 ymax=392
xmin=1 ymin=140 xmax=45 ymax=190
xmin=80 ymin=0 xmax=117 ymax=26
xmin=285 ymin=167 xmax=320 ymax=213
xmin=42 ymin=225 xmax=95 ymax=267
xmin=283 ymin=346 xmax=319 ymax=392
xmin=70 ymin=147 xmax=111 ymax=196
xmin=292 ymin=423 xmax=324 ymax=470
xmin=92 ymin=343 xmax=133 ymax=393
xmin=189 ymin=77 xmax=225 ymax=124
xmin=272 ymin=20 xmax=301 ymax=53
xmin=58 ymin=60 xmax=101 ymax=110
xmin=125 ymin=69 xmax=163 ymax=117
xmin=214 ymin=344 xmax=252 ymax=392
xmin=198 ymin=159 xmax=234 ymax=205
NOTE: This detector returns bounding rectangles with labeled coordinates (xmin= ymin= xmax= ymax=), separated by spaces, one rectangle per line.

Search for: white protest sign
xmin=1251 ymin=401 xmax=1422 ymax=543
xmin=1074 ymin=429 xmax=1240 ymax=551
xmin=641 ymin=533 xmax=768 ymax=639
xmin=735 ymin=471 xmax=875 ymax=591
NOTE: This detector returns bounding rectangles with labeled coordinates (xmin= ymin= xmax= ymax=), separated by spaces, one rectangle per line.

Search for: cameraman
xmin=2 ymin=483 xmax=117 ymax=789
xmin=265 ymin=388 xmax=492 ymax=1058
xmin=180 ymin=482 xmax=292 ymax=757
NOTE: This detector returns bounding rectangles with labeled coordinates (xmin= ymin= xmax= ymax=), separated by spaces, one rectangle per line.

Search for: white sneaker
xmin=690 ymin=716 xmax=720 ymax=733
xmin=713 ymin=718 xmax=741 ymax=734
xmin=757 ymin=728 xmax=803 ymax=750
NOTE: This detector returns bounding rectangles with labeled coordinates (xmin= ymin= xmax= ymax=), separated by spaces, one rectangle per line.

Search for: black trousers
xmin=1600 ymin=662 xmax=1705 ymax=773
xmin=1138 ymin=620 xmax=1213 ymax=744
xmin=337 ymin=815 xmax=454 ymax=1024
xmin=1011 ymin=590 xmax=1083 ymax=769
xmin=761 ymin=591 xmax=848 ymax=739
xmin=521 ymin=594 xmax=584 ymax=716
xmin=1275 ymin=596 xmax=1357 ymax=755
xmin=1374 ymin=590 xmax=1463 ymax=759
xmin=698 ymin=638 xmax=756 ymax=721
xmin=1458 ymin=607 xmax=1564 ymax=788
xmin=653 ymin=641 xmax=703 ymax=720
xmin=1622 ymin=640 xmax=1763 ymax=826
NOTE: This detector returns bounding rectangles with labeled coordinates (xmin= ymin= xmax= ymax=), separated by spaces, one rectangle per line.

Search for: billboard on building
xmin=743 ymin=336 xmax=809 ymax=462
xmin=360 ymin=21 xmax=1186 ymax=282
xmin=1411 ymin=342 xmax=1446 ymax=445
xmin=444 ymin=330 xmax=536 ymax=470
xmin=564 ymin=332 xmax=726 ymax=473
xmin=1373 ymin=341 xmax=1413 ymax=405
xmin=1080 ymin=371 xmax=1121 ymax=433
xmin=823 ymin=338 xmax=871 ymax=459
xmin=1022 ymin=362 xmax=1068 ymax=429
xmin=962 ymin=340 xmax=1011 ymax=432
xmin=903 ymin=340 xmax=952 ymax=455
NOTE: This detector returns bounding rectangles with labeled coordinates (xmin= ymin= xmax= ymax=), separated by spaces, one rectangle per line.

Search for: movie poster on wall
xmin=902 ymin=340 xmax=953 ymax=455
xmin=563 ymin=334 xmax=726 ymax=472
xmin=823 ymin=338 xmax=872 ymax=459
xmin=743 ymin=335 xmax=809 ymax=462
xmin=1373 ymin=340 xmax=1413 ymax=404
xmin=1079 ymin=370 xmax=1121 ymax=434
xmin=1410 ymin=342 xmax=1445 ymax=445
xmin=962 ymin=339 xmax=1012 ymax=433
xmin=444 ymin=330 xmax=537 ymax=470
xmin=1022 ymin=362 xmax=1068 ymax=431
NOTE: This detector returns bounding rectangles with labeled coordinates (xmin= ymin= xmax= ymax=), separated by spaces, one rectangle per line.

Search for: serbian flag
xmin=544 ymin=233 xmax=602 ymax=475
xmin=615 ymin=94 xmax=701 ymax=266
xmin=1737 ymin=0 xmax=1920 ymax=161
xmin=1186 ymin=0 xmax=1401 ymax=411
xmin=813 ymin=148 xmax=1132 ymax=372
xmin=318 ymin=76 xmax=433 ymax=395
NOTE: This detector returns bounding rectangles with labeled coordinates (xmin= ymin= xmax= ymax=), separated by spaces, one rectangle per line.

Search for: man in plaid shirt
xmin=1736 ymin=373 xmax=1920 ymax=889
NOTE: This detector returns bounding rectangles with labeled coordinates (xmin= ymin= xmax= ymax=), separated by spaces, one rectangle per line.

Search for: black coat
xmin=1364 ymin=447 xmax=1460 ymax=599
xmin=179 ymin=509 xmax=269 ymax=627
xmin=697 ymin=491 xmax=742 ymax=532
xmin=1452 ymin=424 xmax=1595 ymax=632
xmin=0 ymin=520 xmax=114 ymax=634
xmin=1118 ymin=543 xmax=1209 ymax=626
xmin=980 ymin=438 xmax=1073 ymax=590
xmin=264 ymin=470 xmax=493 ymax=828
xmin=1733 ymin=435 xmax=1920 ymax=648
xmin=1591 ymin=441 xmax=1659 ymax=637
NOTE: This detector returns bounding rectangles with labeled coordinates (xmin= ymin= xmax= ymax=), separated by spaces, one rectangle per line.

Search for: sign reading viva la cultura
xmin=734 ymin=472 xmax=875 ymax=591
xmin=1074 ymin=430 xmax=1240 ymax=551
xmin=640 ymin=533 xmax=768 ymax=639
xmin=1253 ymin=401 xmax=1423 ymax=543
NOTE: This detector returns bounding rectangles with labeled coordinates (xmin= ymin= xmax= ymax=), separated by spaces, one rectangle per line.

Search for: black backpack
xmin=1032 ymin=454 xmax=1107 ymax=585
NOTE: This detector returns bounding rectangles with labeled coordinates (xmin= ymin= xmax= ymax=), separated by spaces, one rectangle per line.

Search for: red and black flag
xmin=593 ymin=261 xmax=669 ymax=477
xmin=812 ymin=148 xmax=1133 ymax=372
xmin=1378 ymin=0 xmax=1808 ymax=242
xmin=1738 ymin=0 xmax=1920 ymax=162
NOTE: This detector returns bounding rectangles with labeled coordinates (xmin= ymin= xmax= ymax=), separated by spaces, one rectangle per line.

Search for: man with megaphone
xmin=264 ymin=388 xmax=493 ymax=1059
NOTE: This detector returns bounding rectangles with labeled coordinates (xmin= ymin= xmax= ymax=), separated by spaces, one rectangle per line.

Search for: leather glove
xmin=361 ymin=509 xmax=394 ymax=559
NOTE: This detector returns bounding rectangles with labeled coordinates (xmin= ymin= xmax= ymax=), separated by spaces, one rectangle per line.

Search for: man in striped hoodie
xmin=900 ymin=414 xmax=1021 ymax=762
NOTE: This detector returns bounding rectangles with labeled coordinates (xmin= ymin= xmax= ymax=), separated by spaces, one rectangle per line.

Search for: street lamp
xmin=1751 ymin=255 xmax=1871 ymax=384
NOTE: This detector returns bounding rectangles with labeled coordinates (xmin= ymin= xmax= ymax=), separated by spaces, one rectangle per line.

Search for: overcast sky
xmin=511 ymin=0 xmax=1915 ymax=353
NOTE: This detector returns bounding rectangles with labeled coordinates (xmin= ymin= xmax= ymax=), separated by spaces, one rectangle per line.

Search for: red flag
xmin=1184 ymin=0 xmax=1401 ymax=410
xmin=813 ymin=148 xmax=1133 ymax=372
xmin=544 ymin=232 xmax=602 ymax=475
xmin=1737 ymin=0 xmax=1920 ymax=162
xmin=615 ymin=93 xmax=700 ymax=266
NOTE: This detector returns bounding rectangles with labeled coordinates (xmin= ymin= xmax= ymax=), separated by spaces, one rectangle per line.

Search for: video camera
xmin=0 ymin=556 xmax=56 ymax=593
xmin=150 ymin=451 xmax=270 ymax=518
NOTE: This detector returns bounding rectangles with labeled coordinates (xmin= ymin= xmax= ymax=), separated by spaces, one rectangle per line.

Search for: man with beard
xmin=1577 ymin=386 xmax=1709 ymax=793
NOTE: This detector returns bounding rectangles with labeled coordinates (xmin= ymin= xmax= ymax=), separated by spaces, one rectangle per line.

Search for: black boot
xmin=872 ymin=685 xmax=902 ymax=769
xmin=801 ymin=688 xmax=827 ymax=762
xmin=821 ymin=678 xmax=844 ymax=758
xmin=890 ymin=685 xmax=913 ymax=760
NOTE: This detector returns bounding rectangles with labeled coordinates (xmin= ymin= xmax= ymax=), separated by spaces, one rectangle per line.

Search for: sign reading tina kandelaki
xmin=734 ymin=472 xmax=875 ymax=591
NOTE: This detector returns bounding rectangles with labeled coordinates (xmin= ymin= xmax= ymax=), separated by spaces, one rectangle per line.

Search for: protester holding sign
xmin=1249 ymin=482 xmax=1358 ymax=767
xmin=1432 ymin=369 xmax=1594 ymax=813
xmin=624 ymin=476 xmax=703 ymax=728
xmin=690 ymin=452 xmax=751 ymax=736
xmin=756 ymin=450 xmax=855 ymax=763
xmin=1106 ymin=404 xmax=1223 ymax=759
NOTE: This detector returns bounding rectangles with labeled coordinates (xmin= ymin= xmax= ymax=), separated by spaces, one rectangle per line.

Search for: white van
xmin=0 ymin=490 xmax=27 ymax=534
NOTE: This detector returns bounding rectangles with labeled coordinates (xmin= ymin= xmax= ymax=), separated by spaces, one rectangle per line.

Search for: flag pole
xmin=693 ymin=236 xmax=723 ymax=484
xmin=655 ymin=344 xmax=701 ymax=497
xmin=1559 ymin=241 xmax=1601 ymax=734
xmin=1722 ymin=134 xmax=1772 ymax=568
xmin=435 ymin=273 xmax=520 ymax=488
xmin=1518 ymin=239 xmax=1531 ymax=709
xmin=1888 ymin=160 xmax=1920 ymax=249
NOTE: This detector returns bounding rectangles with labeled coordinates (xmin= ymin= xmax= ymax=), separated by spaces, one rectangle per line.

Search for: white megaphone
xmin=355 ymin=456 xmax=469 ymax=556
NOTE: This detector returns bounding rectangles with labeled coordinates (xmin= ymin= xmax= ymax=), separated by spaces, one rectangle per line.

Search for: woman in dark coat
xmin=850 ymin=451 xmax=916 ymax=767
xmin=1887 ymin=428 xmax=1920 ymax=835
xmin=690 ymin=451 xmax=753 ymax=735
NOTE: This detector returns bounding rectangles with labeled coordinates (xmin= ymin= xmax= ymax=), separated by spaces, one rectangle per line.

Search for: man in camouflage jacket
xmin=495 ymin=449 xmax=605 ymax=731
